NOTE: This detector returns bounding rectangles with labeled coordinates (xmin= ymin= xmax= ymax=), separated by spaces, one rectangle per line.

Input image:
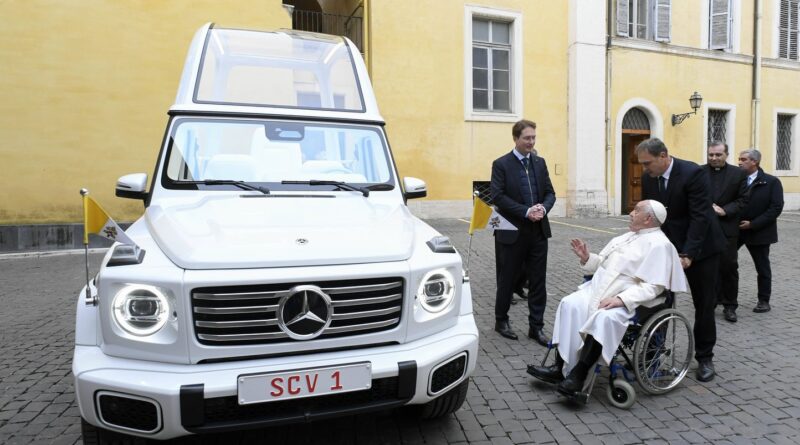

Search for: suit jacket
xmin=701 ymin=163 xmax=749 ymax=238
xmin=641 ymin=157 xmax=725 ymax=261
xmin=490 ymin=151 xmax=556 ymax=244
xmin=740 ymin=168 xmax=784 ymax=245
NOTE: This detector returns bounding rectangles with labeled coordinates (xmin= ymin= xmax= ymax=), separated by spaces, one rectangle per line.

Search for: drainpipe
xmin=752 ymin=0 xmax=762 ymax=149
xmin=606 ymin=0 xmax=614 ymax=213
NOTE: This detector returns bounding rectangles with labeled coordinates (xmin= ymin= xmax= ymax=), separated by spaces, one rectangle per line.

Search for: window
xmin=616 ymin=0 xmax=671 ymax=42
xmin=777 ymin=114 xmax=794 ymax=170
xmin=472 ymin=19 xmax=511 ymax=112
xmin=708 ymin=109 xmax=728 ymax=144
xmin=709 ymin=0 xmax=733 ymax=49
xmin=464 ymin=6 xmax=522 ymax=121
xmin=779 ymin=0 xmax=799 ymax=60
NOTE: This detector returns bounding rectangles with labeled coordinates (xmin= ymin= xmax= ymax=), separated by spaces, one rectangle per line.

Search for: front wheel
xmin=418 ymin=379 xmax=469 ymax=419
xmin=606 ymin=379 xmax=636 ymax=409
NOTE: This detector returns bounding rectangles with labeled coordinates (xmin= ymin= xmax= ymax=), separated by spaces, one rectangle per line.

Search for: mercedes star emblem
xmin=296 ymin=238 xmax=308 ymax=245
xmin=277 ymin=285 xmax=332 ymax=340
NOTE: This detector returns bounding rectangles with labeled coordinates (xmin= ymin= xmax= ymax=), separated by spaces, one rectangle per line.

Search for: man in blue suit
xmin=636 ymin=138 xmax=726 ymax=382
xmin=737 ymin=148 xmax=784 ymax=314
xmin=490 ymin=120 xmax=556 ymax=344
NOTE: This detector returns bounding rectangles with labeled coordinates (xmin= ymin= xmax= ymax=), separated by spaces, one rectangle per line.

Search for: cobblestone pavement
xmin=1 ymin=212 xmax=799 ymax=444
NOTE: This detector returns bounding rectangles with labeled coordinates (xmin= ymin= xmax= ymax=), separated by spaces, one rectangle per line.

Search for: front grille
xmin=203 ymin=377 xmax=400 ymax=425
xmin=192 ymin=277 xmax=404 ymax=346
xmin=430 ymin=353 xmax=467 ymax=394
xmin=98 ymin=394 xmax=160 ymax=432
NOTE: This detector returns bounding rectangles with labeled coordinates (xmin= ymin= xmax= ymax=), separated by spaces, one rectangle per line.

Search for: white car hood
xmin=145 ymin=194 xmax=415 ymax=269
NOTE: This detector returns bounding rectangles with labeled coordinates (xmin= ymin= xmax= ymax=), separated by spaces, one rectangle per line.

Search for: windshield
xmin=162 ymin=118 xmax=394 ymax=190
xmin=194 ymin=28 xmax=364 ymax=112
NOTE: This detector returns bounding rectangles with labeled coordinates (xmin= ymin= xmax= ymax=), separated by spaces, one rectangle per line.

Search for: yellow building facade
xmin=1 ymin=0 xmax=798 ymax=231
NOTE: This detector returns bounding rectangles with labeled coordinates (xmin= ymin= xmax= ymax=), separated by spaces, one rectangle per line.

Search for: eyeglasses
xmin=738 ymin=157 xmax=753 ymax=162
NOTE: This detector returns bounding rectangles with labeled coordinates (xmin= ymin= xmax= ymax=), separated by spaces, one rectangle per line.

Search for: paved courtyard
xmin=1 ymin=212 xmax=799 ymax=444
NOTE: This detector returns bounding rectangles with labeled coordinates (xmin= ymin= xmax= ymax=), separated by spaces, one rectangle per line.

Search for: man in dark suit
xmin=702 ymin=141 xmax=749 ymax=322
xmin=737 ymin=148 xmax=784 ymax=313
xmin=490 ymin=119 xmax=556 ymax=344
xmin=636 ymin=138 xmax=726 ymax=382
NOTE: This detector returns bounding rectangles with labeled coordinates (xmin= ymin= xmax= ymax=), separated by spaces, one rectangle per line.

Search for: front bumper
xmin=73 ymin=314 xmax=478 ymax=440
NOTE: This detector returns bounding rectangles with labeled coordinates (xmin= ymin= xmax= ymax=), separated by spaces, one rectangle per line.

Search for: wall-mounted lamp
xmin=671 ymin=91 xmax=703 ymax=126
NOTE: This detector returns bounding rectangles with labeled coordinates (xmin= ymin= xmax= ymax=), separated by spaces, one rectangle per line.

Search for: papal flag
xmin=82 ymin=194 xmax=135 ymax=246
xmin=468 ymin=196 xmax=493 ymax=235
xmin=488 ymin=208 xmax=517 ymax=231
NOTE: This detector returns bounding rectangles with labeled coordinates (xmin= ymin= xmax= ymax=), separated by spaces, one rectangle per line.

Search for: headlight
xmin=417 ymin=269 xmax=456 ymax=313
xmin=112 ymin=285 xmax=170 ymax=336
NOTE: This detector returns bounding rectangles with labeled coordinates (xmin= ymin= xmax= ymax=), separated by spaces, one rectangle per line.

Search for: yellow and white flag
xmin=468 ymin=197 xmax=493 ymax=235
xmin=488 ymin=208 xmax=517 ymax=231
xmin=82 ymin=194 xmax=135 ymax=246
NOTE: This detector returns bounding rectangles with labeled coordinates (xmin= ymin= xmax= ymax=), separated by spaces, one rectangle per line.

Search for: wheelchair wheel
xmin=606 ymin=379 xmax=636 ymax=409
xmin=633 ymin=308 xmax=693 ymax=395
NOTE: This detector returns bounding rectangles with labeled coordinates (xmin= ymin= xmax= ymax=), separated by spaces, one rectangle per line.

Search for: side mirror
xmin=403 ymin=177 xmax=427 ymax=200
xmin=116 ymin=173 xmax=148 ymax=200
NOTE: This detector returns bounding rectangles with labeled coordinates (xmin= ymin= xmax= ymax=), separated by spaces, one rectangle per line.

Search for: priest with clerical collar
xmin=526 ymin=199 xmax=688 ymax=400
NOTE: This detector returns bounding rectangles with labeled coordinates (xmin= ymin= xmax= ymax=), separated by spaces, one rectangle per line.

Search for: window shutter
xmin=780 ymin=0 xmax=789 ymax=58
xmin=654 ymin=0 xmax=671 ymax=42
xmin=780 ymin=0 xmax=800 ymax=59
xmin=793 ymin=0 xmax=799 ymax=59
xmin=709 ymin=0 xmax=730 ymax=49
xmin=616 ymin=0 xmax=630 ymax=37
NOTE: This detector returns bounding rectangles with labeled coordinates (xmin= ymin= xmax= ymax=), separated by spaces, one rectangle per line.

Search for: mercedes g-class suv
xmin=73 ymin=24 xmax=478 ymax=441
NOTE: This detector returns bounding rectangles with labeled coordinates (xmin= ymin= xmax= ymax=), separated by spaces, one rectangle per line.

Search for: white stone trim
xmin=702 ymin=102 xmax=737 ymax=159
xmin=463 ymin=5 xmax=523 ymax=122
xmin=610 ymin=37 xmax=752 ymax=64
xmin=613 ymin=98 xmax=665 ymax=215
xmin=762 ymin=57 xmax=800 ymax=70
xmin=772 ymin=107 xmax=800 ymax=176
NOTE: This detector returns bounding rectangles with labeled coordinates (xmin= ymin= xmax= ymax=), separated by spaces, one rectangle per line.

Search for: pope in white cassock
xmin=526 ymin=199 xmax=688 ymax=400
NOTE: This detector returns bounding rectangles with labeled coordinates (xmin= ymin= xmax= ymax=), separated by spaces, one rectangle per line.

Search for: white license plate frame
xmin=237 ymin=362 xmax=372 ymax=405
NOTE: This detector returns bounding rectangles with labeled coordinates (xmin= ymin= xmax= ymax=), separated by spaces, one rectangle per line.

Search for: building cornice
xmin=610 ymin=38 xmax=800 ymax=72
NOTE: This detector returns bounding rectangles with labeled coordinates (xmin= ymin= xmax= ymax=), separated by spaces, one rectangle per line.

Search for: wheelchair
xmin=539 ymin=292 xmax=694 ymax=409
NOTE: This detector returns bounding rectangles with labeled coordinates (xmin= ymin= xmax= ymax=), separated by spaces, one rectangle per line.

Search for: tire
xmin=633 ymin=308 xmax=693 ymax=395
xmin=81 ymin=418 xmax=147 ymax=445
xmin=606 ymin=379 xmax=636 ymax=409
xmin=418 ymin=379 xmax=469 ymax=419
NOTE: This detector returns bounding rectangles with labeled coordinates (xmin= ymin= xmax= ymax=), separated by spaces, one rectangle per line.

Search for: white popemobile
xmin=73 ymin=24 xmax=479 ymax=442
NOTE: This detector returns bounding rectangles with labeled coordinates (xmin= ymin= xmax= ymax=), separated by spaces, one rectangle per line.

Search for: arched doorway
xmin=620 ymin=108 xmax=651 ymax=213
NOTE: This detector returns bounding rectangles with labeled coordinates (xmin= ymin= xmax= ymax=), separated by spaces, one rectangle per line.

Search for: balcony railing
xmin=293 ymin=9 xmax=364 ymax=54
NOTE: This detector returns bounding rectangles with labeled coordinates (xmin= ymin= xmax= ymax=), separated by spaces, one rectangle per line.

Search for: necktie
xmin=747 ymin=176 xmax=753 ymax=187
xmin=521 ymin=157 xmax=529 ymax=170
xmin=658 ymin=176 xmax=666 ymax=193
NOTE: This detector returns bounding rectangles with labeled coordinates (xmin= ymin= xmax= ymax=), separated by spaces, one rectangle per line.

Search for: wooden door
xmin=621 ymin=132 xmax=649 ymax=214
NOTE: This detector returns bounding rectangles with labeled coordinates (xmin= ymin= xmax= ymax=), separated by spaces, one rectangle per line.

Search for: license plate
xmin=237 ymin=362 xmax=372 ymax=405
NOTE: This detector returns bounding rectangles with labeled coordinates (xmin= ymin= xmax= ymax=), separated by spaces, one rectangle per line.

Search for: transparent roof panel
xmin=195 ymin=28 xmax=364 ymax=112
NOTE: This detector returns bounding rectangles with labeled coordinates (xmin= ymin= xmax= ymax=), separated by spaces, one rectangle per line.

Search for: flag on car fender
xmin=468 ymin=196 xmax=493 ymax=235
xmin=82 ymin=193 xmax=135 ymax=246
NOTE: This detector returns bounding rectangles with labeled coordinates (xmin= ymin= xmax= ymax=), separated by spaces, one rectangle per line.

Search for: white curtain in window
xmin=710 ymin=0 xmax=731 ymax=49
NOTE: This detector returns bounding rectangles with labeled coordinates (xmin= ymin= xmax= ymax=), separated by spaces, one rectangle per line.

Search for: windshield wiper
xmin=182 ymin=180 xmax=270 ymax=195
xmin=282 ymin=180 xmax=370 ymax=197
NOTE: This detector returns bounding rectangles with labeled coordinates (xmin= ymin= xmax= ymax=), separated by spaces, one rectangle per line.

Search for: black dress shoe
xmin=723 ymin=307 xmax=737 ymax=322
xmin=556 ymin=374 xmax=583 ymax=399
xmin=513 ymin=287 xmax=527 ymax=299
xmin=526 ymin=364 xmax=564 ymax=384
xmin=528 ymin=328 xmax=550 ymax=347
xmin=696 ymin=360 xmax=715 ymax=382
xmin=495 ymin=321 xmax=518 ymax=340
xmin=753 ymin=301 xmax=771 ymax=313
